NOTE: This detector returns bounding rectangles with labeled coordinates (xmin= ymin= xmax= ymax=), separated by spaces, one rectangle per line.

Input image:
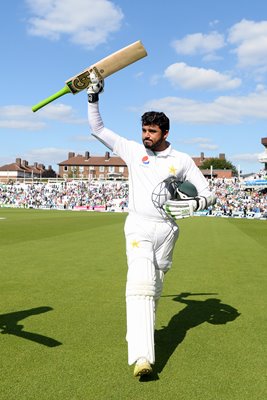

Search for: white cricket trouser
xmin=124 ymin=213 xmax=179 ymax=365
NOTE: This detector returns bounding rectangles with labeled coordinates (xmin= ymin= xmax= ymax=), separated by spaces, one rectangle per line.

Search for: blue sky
xmin=1 ymin=0 xmax=267 ymax=174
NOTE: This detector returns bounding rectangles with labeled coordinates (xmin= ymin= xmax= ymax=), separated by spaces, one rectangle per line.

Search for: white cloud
xmin=142 ymin=96 xmax=235 ymax=124
xmin=0 ymin=120 xmax=45 ymax=130
xmin=142 ymin=88 xmax=267 ymax=125
xmin=199 ymin=143 xmax=219 ymax=150
xmin=181 ymin=137 xmax=218 ymax=150
xmin=0 ymin=147 xmax=70 ymax=169
xmin=209 ymin=20 xmax=219 ymax=28
xmin=183 ymin=137 xmax=211 ymax=144
xmin=24 ymin=147 xmax=71 ymax=167
xmin=164 ymin=63 xmax=241 ymax=90
xmin=202 ymin=53 xmax=223 ymax=62
xmin=214 ymin=90 xmax=267 ymax=119
xmin=0 ymin=105 xmax=45 ymax=130
xmin=231 ymin=153 xmax=261 ymax=163
xmin=0 ymin=105 xmax=31 ymax=117
xmin=38 ymin=103 xmax=86 ymax=124
xmin=172 ymin=31 xmax=225 ymax=55
xmin=0 ymin=104 xmax=85 ymax=131
xmin=26 ymin=0 xmax=124 ymax=49
xmin=150 ymin=74 xmax=161 ymax=86
xmin=27 ymin=147 xmax=69 ymax=158
xmin=74 ymin=134 xmax=97 ymax=142
xmin=134 ymin=72 xmax=144 ymax=79
xmin=228 ymin=19 xmax=267 ymax=68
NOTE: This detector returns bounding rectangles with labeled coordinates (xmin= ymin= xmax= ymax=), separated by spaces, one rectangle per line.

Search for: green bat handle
xmin=32 ymin=85 xmax=72 ymax=112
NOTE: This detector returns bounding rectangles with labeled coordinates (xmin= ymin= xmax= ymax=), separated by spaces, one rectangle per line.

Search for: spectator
xmin=0 ymin=174 xmax=266 ymax=218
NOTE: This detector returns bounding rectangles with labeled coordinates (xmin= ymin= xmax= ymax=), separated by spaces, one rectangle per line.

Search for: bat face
xmin=66 ymin=66 xmax=102 ymax=94
xmin=65 ymin=40 xmax=147 ymax=94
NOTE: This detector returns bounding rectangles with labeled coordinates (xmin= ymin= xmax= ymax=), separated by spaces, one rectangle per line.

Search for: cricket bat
xmin=32 ymin=40 xmax=147 ymax=112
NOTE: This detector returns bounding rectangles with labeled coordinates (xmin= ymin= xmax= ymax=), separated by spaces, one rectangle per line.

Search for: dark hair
xmin=141 ymin=111 xmax=170 ymax=132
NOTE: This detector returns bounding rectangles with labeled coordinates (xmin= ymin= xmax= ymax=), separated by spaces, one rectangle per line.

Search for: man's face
xmin=142 ymin=124 xmax=169 ymax=151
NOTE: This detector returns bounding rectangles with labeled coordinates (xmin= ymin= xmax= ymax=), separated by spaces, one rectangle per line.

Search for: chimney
xmin=22 ymin=160 xmax=28 ymax=167
xmin=34 ymin=162 xmax=38 ymax=168
xmin=16 ymin=158 xmax=21 ymax=166
xmin=105 ymin=151 xmax=110 ymax=160
xmin=85 ymin=151 xmax=90 ymax=160
xmin=219 ymin=153 xmax=225 ymax=160
xmin=200 ymin=152 xmax=205 ymax=161
xmin=68 ymin=152 xmax=75 ymax=159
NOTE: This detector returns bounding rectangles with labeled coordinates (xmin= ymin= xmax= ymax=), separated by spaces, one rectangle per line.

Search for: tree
xmin=200 ymin=158 xmax=238 ymax=176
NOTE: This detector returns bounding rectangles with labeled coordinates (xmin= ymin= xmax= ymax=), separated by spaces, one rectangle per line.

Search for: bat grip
xmin=32 ymin=85 xmax=71 ymax=112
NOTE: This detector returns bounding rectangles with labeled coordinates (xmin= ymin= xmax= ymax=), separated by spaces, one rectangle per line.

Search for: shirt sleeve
xmin=87 ymin=101 xmax=139 ymax=164
xmin=88 ymin=101 xmax=120 ymax=151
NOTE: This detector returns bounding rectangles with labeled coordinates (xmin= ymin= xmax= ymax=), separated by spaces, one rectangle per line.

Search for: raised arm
xmin=87 ymin=73 xmax=120 ymax=151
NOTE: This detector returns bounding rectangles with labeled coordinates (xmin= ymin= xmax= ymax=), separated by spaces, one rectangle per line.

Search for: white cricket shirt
xmin=88 ymin=102 xmax=211 ymax=221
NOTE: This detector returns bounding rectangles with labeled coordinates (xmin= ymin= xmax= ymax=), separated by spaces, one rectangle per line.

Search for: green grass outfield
xmin=0 ymin=208 xmax=266 ymax=400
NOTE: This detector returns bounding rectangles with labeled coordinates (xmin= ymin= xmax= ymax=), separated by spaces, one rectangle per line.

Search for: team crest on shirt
xmin=141 ymin=155 xmax=150 ymax=165
xmin=131 ymin=240 xmax=140 ymax=248
xmin=169 ymin=165 xmax=177 ymax=175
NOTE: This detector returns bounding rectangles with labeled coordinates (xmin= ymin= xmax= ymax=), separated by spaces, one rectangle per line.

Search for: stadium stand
xmin=0 ymin=174 xmax=266 ymax=219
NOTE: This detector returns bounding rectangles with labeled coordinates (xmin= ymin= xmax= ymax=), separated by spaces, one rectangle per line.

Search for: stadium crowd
xmin=0 ymin=181 xmax=128 ymax=211
xmin=208 ymin=177 xmax=267 ymax=218
xmin=0 ymin=175 xmax=266 ymax=218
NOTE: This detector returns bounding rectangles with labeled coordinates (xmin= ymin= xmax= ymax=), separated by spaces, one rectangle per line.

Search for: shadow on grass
xmin=140 ymin=292 xmax=240 ymax=382
xmin=0 ymin=306 xmax=62 ymax=347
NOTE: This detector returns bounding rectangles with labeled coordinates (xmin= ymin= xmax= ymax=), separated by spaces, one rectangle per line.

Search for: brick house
xmin=0 ymin=158 xmax=56 ymax=183
xmin=58 ymin=151 xmax=128 ymax=180
xmin=58 ymin=150 xmax=233 ymax=180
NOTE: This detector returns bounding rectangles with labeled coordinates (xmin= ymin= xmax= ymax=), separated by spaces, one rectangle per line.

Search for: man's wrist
xmin=88 ymin=93 xmax=99 ymax=103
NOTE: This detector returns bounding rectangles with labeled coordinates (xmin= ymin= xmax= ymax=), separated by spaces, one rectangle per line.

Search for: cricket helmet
xmin=151 ymin=176 xmax=198 ymax=217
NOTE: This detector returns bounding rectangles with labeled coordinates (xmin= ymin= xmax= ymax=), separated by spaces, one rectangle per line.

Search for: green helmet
xmin=151 ymin=176 xmax=198 ymax=217
xmin=162 ymin=176 xmax=198 ymax=200
xmin=175 ymin=180 xmax=198 ymax=199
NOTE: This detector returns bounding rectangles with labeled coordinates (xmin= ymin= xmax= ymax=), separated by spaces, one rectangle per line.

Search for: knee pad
xmin=126 ymin=258 xmax=164 ymax=299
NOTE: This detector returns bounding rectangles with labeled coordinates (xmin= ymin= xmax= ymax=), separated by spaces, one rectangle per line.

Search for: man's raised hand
xmin=87 ymin=72 xmax=104 ymax=103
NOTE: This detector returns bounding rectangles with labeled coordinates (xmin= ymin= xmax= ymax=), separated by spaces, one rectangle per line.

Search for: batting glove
xmin=163 ymin=199 xmax=195 ymax=219
xmin=163 ymin=196 xmax=207 ymax=220
xmin=87 ymin=72 xmax=104 ymax=103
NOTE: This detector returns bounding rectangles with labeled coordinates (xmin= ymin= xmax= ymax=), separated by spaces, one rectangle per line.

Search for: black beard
xmin=143 ymin=137 xmax=164 ymax=151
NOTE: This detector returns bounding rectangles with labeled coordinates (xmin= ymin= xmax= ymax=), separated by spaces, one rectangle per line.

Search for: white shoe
xmin=133 ymin=358 xmax=152 ymax=377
